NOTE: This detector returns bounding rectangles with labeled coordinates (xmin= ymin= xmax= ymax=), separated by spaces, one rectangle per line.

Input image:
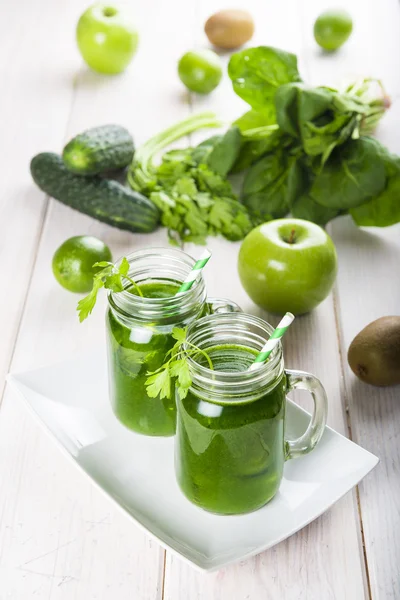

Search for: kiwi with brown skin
xmin=204 ymin=10 xmax=254 ymax=50
xmin=348 ymin=316 xmax=400 ymax=386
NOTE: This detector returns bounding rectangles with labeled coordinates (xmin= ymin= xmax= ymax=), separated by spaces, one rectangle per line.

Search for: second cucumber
xmin=31 ymin=152 xmax=160 ymax=234
xmin=62 ymin=124 xmax=134 ymax=175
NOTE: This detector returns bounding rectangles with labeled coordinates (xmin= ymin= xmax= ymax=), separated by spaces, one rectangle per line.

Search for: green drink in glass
xmin=106 ymin=248 xmax=238 ymax=437
xmin=175 ymin=313 xmax=328 ymax=514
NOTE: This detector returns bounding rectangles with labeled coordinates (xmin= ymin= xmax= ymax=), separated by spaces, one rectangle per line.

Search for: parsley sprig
xmin=145 ymin=327 xmax=213 ymax=400
xmin=77 ymin=257 xmax=142 ymax=322
xmin=127 ymin=113 xmax=257 ymax=246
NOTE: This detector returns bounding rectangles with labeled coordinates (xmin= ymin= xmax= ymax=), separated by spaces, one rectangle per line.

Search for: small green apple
xmin=76 ymin=4 xmax=139 ymax=75
xmin=178 ymin=50 xmax=223 ymax=94
xmin=238 ymin=219 xmax=338 ymax=315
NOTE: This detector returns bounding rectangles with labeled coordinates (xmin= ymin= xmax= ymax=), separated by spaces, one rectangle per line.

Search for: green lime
xmin=178 ymin=49 xmax=222 ymax=94
xmin=52 ymin=235 xmax=112 ymax=293
xmin=313 ymin=10 xmax=353 ymax=51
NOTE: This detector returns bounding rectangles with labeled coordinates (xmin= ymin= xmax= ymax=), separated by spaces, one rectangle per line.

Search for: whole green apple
xmin=238 ymin=219 xmax=338 ymax=315
xmin=76 ymin=4 xmax=139 ymax=75
xmin=178 ymin=50 xmax=222 ymax=94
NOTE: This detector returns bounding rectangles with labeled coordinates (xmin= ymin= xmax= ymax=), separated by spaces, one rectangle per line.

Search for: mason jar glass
xmin=106 ymin=247 xmax=238 ymax=437
xmin=175 ymin=312 xmax=328 ymax=514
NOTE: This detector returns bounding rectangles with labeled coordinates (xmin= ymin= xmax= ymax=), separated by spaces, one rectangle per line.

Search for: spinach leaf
xmin=191 ymin=135 xmax=221 ymax=165
xmin=286 ymin=158 xmax=310 ymax=208
xmin=228 ymin=46 xmax=301 ymax=113
xmin=192 ymin=127 xmax=242 ymax=177
xmin=291 ymin=193 xmax=341 ymax=225
xmin=231 ymin=134 xmax=282 ymax=173
xmin=234 ymin=109 xmax=276 ymax=133
xmin=275 ymin=83 xmax=303 ymax=137
xmin=350 ymin=153 xmax=400 ymax=227
xmin=310 ymin=137 xmax=386 ymax=209
xmin=286 ymin=158 xmax=340 ymax=225
xmin=231 ymin=108 xmax=283 ymax=172
xmin=207 ymin=126 xmax=242 ymax=176
xmin=275 ymin=83 xmax=358 ymax=163
xmin=242 ymin=150 xmax=295 ymax=219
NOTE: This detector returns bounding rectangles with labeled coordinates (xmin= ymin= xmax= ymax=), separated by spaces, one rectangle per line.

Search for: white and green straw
xmin=249 ymin=312 xmax=295 ymax=370
xmin=176 ymin=249 xmax=212 ymax=295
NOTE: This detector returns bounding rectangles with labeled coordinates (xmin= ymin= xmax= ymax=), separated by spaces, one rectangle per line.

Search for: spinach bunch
xmin=228 ymin=46 xmax=397 ymax=227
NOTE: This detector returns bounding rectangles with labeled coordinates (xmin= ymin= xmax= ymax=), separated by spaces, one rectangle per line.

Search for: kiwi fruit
xmin=347 ymin=316 xmax=400 ymax=386
xmin=204 ymin=10 xmax=254 ymax=50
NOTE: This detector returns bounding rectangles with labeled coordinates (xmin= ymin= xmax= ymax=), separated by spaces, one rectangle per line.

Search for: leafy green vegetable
xmin=350 ymin=154 xmax=400 ymax=227
xmin=228 ymin=46 xmax=301 ymax=113
xmin=231 ymin=108 xmax=284 ymax=172
xmin=77 ymin=257 xmax=141 ymax=322
xmin=242 ymin=149 xmax=294 ymax=219
xmin=227 ymin=45 xmax=395 ymax=228
xmin=128 ymin=116 xmax=256 ymax=245
xmin=291 ymin=193 xmax=341 ymax=225
xmin=275 ymin=83 xmax=379 ymax=165
xmin=231 ymin=134 xmax=283 ymax=173
xmin=145 ymin=327 xmax=213 ymax=401
xmin=234 ymin=109 xmax=276 ymax=133
xmin=310 ymin=137 xmax=386 ymax=209
xmin=194 ymin=126 xmax=242 ymax=176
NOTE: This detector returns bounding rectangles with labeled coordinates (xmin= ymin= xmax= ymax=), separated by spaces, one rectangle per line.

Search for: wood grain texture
xmin=0 ymin=0 xmax=83 ymax=402
xmin=302 ymin=1 xmax=400 ymax=597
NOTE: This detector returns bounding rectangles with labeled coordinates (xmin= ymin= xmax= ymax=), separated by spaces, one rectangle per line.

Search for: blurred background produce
xmin=76 ymin=2 xmax=139 ymax=73
xmin=204 ymin=9 xmax=255 ymax=49
xmin=313 ymin=9 xmax=353 ymax=51
xmin=177 ymin=49 xmax=223 ymax=94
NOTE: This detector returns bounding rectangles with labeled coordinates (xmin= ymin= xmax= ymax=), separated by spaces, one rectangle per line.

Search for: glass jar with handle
xmin=106 ymin=247 xmax=240 ymax=437
xmin=175 ymin=312 xmax=328 ymax=514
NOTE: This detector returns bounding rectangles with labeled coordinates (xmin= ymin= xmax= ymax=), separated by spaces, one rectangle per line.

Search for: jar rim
xmin=184 ymin=312 xmax=284 ymax=402
xmin=108 ymin=247 xmax=206 ymax=323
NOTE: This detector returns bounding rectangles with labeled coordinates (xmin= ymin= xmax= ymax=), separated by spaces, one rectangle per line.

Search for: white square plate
xmin=8 ymin=350 xmax=378 ymax=572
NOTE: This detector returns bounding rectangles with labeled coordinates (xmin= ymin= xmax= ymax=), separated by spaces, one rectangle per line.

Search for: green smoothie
xmin=175 ymin=344 xmax=287 ymax=514
xmin=107 ymin=280 xmax=180 ymax=436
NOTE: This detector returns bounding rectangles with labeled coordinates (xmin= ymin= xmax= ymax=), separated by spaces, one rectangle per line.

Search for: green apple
xmin=238 ymin=219 xmax=338 ymax=315
xmin=76 ymin=4 xmax=139 ymax=74
xmin=178 ymin=50 xmax=222 ymax=94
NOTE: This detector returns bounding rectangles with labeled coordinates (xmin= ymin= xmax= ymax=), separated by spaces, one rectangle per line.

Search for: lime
xmin=313 ymin=10 xmax=353 ymax=51
xmin=178 ymin=49 xmax=222 ymax=94
xmin=52 ymin=235 xmax=112 ymax=293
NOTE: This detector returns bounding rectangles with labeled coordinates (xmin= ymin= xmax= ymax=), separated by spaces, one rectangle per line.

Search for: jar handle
xmin=285 ymin=369 xmax=328 ymax=460
xmin=207 ymin=297 xmax=242 ymax=314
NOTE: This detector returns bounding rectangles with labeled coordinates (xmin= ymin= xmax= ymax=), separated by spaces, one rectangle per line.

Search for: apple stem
xmin=288 ymin=228 xmax=296 ymax=244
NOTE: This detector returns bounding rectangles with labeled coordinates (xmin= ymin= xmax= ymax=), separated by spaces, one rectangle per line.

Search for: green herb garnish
xmin=127 ymin=113 xmax=256 ymax=245
xmin=77 ymin=257 xmax=142 ymax=322
xmin=145 ymin=327 xmax=213 ymax=400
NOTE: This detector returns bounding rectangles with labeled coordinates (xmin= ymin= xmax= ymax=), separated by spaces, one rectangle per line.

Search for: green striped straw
xmin=176 ymin=249 xmax=212 ymax=295
xmin=249 ymin=312 xmax=295 ymax=370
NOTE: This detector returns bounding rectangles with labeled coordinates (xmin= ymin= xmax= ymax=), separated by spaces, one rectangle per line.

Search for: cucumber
xmin=62 ymin=125 xmax=134 ymax=175
xmin=31 ymin=153 xmax=160 ymax=234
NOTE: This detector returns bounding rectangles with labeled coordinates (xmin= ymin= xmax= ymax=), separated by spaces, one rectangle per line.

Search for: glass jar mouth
xmin=184 ymin=313 xmax=284 ymax=402
xmin=108 ymin=247 xmax=206 ymax=323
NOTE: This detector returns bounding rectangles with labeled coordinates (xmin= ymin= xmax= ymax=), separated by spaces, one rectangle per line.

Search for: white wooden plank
xmin=331 ymin=219 xmax=400 ymax=600
xmin=0 ymin=0 xmax=82 ymax=402
xmin=0 ymin=0 xmax=197 ymax=597
xmin=302 ymin=1 xmax=400 ymax=597
xmin=165 ymin=0 xmax=367 ymax=598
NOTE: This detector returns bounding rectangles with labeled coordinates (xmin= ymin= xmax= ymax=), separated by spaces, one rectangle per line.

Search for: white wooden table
xmin=0 ymin=0 xmax=399 ymax=597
